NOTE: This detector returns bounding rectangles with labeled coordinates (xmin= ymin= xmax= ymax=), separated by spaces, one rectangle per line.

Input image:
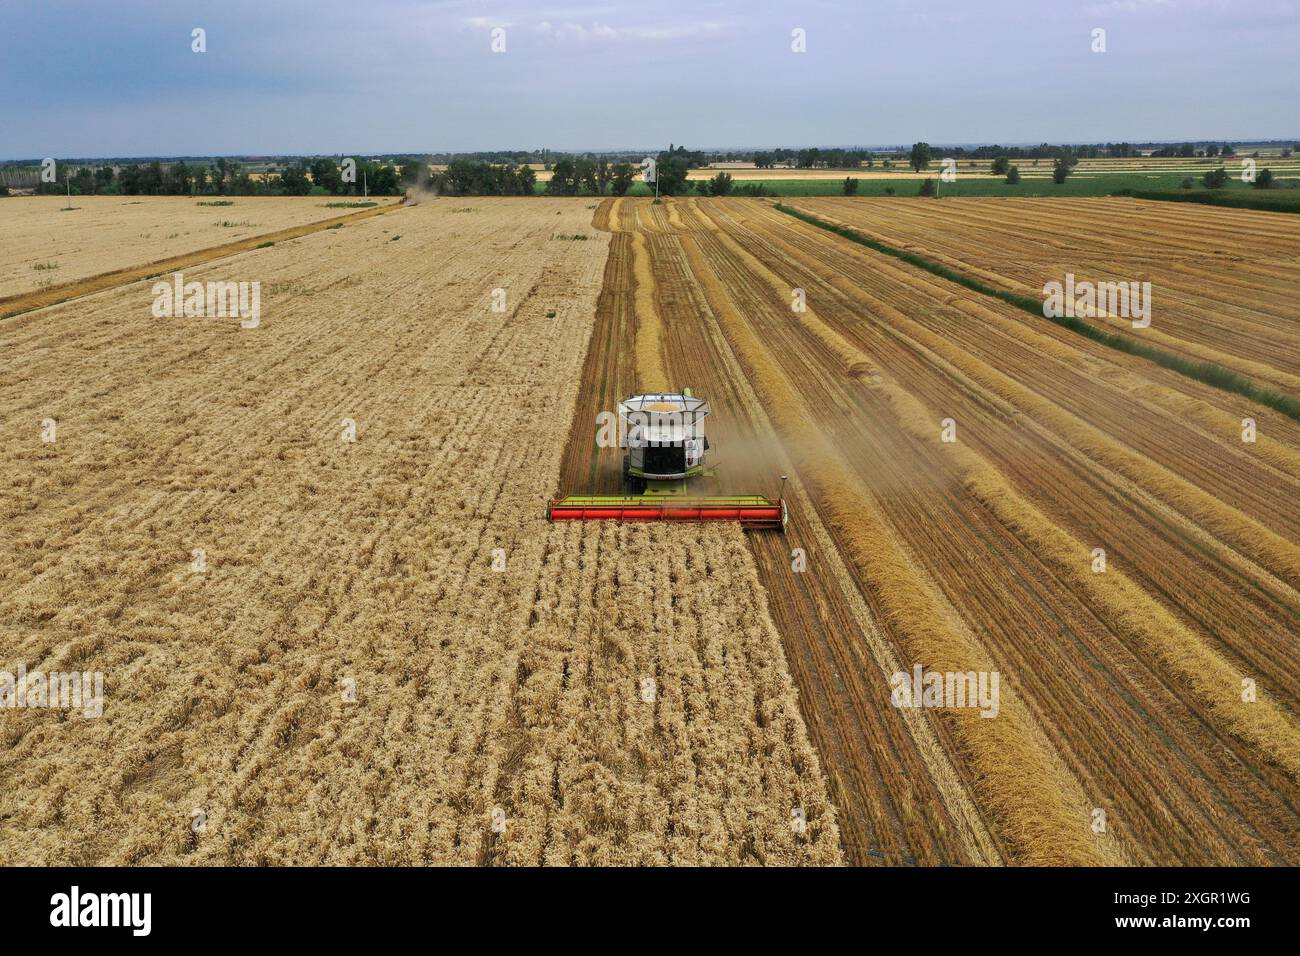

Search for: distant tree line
xmin=422 ymin=160 xmax=538 ymax=196
xmin=28 ymin=158 xmax=405 ymax=197
xmin=1148 ymin=143 xmax=1236 ymax=158
xmin=543 ymin=158 xmax=635 ymax=196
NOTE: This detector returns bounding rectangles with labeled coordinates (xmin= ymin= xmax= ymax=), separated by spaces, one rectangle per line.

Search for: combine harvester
xmin=547 ymin=389 xmax=787 ymax=531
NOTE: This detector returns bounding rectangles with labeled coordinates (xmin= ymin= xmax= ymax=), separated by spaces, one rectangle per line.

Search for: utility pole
xmin=363 ymin=168 xmax=368 ymax=198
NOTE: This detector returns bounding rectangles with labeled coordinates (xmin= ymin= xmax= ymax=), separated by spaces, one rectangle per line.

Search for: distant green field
xmin=668 ymin=172 xmax=1295 ymax=199
xmin=532 ymin=167 xmax=1300 ymax=205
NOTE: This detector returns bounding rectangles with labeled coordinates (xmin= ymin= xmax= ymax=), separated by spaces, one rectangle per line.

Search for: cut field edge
xmin=772 ymin=203 xmax=1300 ymax=423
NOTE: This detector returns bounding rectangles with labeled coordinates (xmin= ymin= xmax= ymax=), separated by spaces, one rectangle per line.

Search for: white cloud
xmin=1085 ymin=0 xmax=1174 ymax=13
xmin=533 ymin=18 xmax=729 ymax=43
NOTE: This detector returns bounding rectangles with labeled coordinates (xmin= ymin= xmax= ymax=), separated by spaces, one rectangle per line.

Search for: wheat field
xmin=5 ymin=191 xmax=1297 ymax=867
xmin=0 ymin=195 xmax=398 ymax=299
xmin=0 ymin=198 xmax=839 ymax=865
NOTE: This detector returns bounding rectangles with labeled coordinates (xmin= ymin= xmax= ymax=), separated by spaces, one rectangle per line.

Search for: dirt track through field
xmin=559 ymin=196 xmax=1300 ymax=866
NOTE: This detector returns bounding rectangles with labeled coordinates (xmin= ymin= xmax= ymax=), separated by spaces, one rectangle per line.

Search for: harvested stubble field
xmin=0 ymin=195 xmax=398 ymax=299
xmin=0 ymin=197 xmax=839 ymax=865
xmin=787 ymin=197 xmax=1300 ymax=394
xmin=559 ymin=196 xmax=1300 ymax=866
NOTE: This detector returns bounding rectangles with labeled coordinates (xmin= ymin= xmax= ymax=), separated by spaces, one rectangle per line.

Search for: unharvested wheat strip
xmin=673 ymin=218 xmax=1002 ymax=865
xmin=676 ymin=230 xmax=1118 ymax=866
xmin=866 ymin=372 xmax=1300 ymax=780
xmin=630 ymin=230 xmax=669 ymax=392
xmin=591 ymin=198 xmax=615 ymax=232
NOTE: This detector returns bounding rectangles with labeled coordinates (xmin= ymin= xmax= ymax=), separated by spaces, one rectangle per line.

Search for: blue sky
xmin=1 ymin=0 xmax=1296 ymax=158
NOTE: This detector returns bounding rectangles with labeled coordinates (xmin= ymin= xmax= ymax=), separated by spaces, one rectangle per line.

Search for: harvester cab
xmin=619 ymin=391 xmax=711 ymax=495
xmin=547 ymin=387 xmax=787 ymax=531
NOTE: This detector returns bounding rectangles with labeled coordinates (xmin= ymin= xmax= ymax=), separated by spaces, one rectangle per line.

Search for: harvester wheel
xmin=622 ymin=454 xmax=645 ymax=495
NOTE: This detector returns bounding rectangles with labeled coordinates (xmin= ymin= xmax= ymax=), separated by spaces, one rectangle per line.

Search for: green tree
xmin=707 ymin=171 xmax=733 ymax=196
xmin=517 ymin=165 xmax=537 ymax=195
xmin=277 ymin=163 xmax=313 ymax=195
xmin=990 ymin=155 xmax=1010 ymax=176
xmin=1203 ymin=166 xmax=1228 ymax=188
xmin=169 ymin=161 xmax=193 ymax=195
xmin=610 ymin=163 xmax=635 ymax=196
xmin=653 ymin=151 xmax=690 ymax=195
xmin=545 ymin=158 xmax=578 ymax=195
xmin=576 ymin=158 xmax=598 ymax=194
xmin=1253 ymin=168 xmax=1275 ymax=189
xmin=918 ymin=177 xmax=937 ymax=197
xmin=1005 ymin=165 xmax=1021 ymax=185
xmin=842 ymin=176 xmax=859 ymax=195
xmin=140 ymin=161 xmax=164 ymax=193
xmin=368 ymin=163 xmax=401 ymax=195
xmin=592 ymin=159 xmax=611 ymax=195
xmin=909 ymin=142 xmax=932 ymax=172
xmin=1052 ymin=157 xmax=1070 ymax=184
xmin=119 ymin=165 xmax=143 ymax=194
xmin=310 ymin=159 xmax=344 ymax=194
xmin=231 ymin=167 xmax=255 ymax=195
